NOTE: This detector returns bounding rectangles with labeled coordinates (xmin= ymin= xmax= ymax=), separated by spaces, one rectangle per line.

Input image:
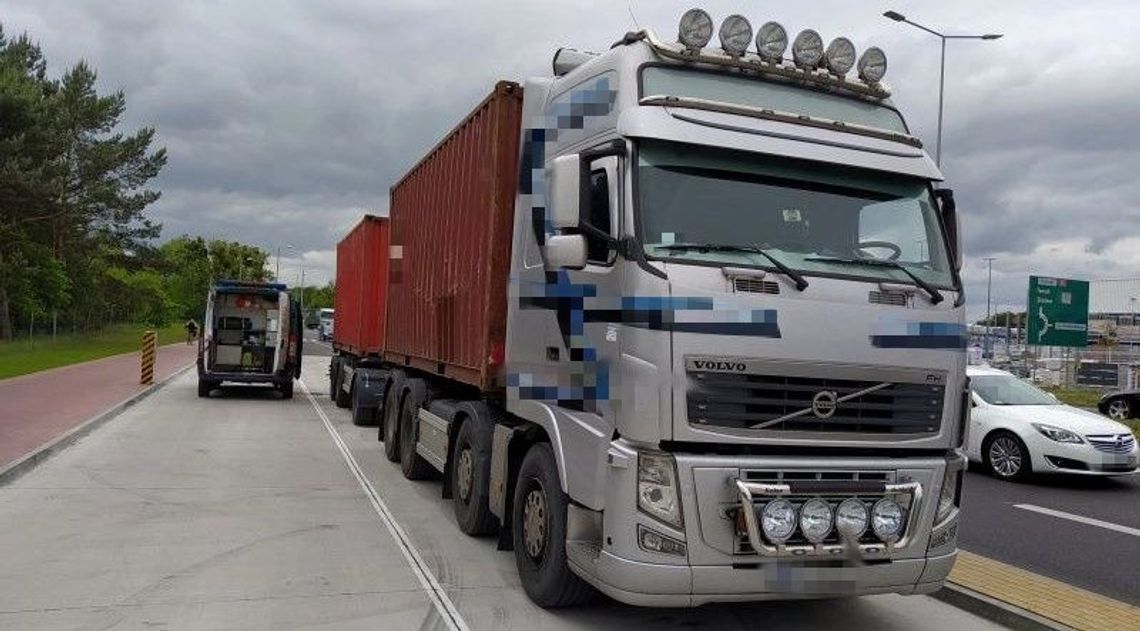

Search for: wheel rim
xmin=1108 ymin=400 xmax=1129 ymax=420
xmin=522 ymin=483 xmax=548 ymax=561
xmin=456 ymin=448 xmax=474 ymax=502
xmin=989 ymin=437 xmax=1023 ymax=477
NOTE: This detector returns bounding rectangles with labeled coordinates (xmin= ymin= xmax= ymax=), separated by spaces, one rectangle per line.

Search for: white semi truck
xmin=331 ymin=9 xmax=968 ymax=607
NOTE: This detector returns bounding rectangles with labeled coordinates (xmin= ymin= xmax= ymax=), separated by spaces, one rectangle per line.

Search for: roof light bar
xmin=678 ymin=8 xmax=714 ymax=50
xmin=718 ymin=14 xmax=753 ymax=57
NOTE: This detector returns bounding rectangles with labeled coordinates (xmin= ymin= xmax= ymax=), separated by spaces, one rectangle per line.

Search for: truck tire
xmin=279 ymin=379 xmax=294 ymax=400
xmin=512 ymin=442 xmax=595 ymax=607
xmin=334 ymin=364 xmax=351 ymax=409
xmin=350 ymin=377 xmax=376 ymax=426
xmin=451 ymin=418 xmax=497 ymax=536
xmin=197 ymin=378 xmax=213 ymax=398
xmin=329 ymin=357 xmax=341 ymax=402
xmin=399 ymin=380 xmax=435 ymax=480
xmin=383 ymin=374 xmax=405 ymax=462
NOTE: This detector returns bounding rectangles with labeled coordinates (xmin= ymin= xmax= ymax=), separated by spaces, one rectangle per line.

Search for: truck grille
xmin=1086 ymin=434 xmax=1136 ymax=454
xmin=687 ymin=370 xmax=944 ymax=434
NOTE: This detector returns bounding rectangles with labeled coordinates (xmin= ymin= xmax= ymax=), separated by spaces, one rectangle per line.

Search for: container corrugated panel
xmin=333 ymin=215 xmax=389 ymax=356
xmin=384 ymin=81 xmax=523 ymax=391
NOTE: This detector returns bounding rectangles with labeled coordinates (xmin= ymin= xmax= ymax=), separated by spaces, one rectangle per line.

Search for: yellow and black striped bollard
xmin=140 ymin=330 xmax=157 ymax=385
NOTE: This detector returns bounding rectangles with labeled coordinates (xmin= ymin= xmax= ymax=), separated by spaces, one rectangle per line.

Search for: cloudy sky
xmin=2 ymin=0 xmax=1137 ymax=320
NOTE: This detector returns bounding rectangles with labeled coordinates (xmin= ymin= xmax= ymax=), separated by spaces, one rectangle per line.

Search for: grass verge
xmin=1045 ymin=387 xmax=1140 ymax=437
xmin=0 ymin=323 xmax=184 ymax=380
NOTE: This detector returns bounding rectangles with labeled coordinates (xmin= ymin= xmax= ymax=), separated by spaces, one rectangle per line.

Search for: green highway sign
xmin=1026 ymin=276 xmax=1089 ymax=347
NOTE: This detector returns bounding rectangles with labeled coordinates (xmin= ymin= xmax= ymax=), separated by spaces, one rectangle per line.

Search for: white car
xmin=966 ymin=366 xmax=1138 ymax=480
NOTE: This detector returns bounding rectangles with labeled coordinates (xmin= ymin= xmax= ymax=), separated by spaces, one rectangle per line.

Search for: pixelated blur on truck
xmin=330 ymin=9 xmax=968 ymax=608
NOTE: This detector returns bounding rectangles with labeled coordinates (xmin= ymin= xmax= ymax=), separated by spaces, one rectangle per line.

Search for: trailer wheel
xmin=512 ymin=443 xmax=594 ymax=607
xmin=279 ymin=379 xmax=294 ymax=399
xmin=382 ymin=374 xmax=405 ymax=462
xmin=197 ymin=378 xmax=213 ymax=398
xmin=334 ymin=368 xmax=351 ymax=408
xmin=399 ymin=381 xmax=435 ymax=480
xmin=350 ymin=377 xmax=376 ymax=426
xmin=452 ymin=418 xmax=497 ymax=536
xmin=328 ymin=357 xmax=341 ymax=401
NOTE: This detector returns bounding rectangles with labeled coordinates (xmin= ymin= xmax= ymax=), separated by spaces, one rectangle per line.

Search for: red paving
xmin=0 ymin=343 xmax=197 ymax=469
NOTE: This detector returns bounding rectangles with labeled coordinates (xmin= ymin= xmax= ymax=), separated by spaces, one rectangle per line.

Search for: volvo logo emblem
xmin=811 ymin=391 xmax=838 ymax=418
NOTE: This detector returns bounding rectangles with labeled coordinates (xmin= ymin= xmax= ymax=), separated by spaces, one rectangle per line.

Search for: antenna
xmin=627 ymin=3 xmax=640 ymax=29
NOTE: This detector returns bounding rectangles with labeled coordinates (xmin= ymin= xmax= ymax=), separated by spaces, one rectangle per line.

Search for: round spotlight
xmin=825 ymin=37 xmax=856 ymax=75
xmin=858 ymin=46 xmax=888 ymax=83
xmin=871 ymin=498 xmax=905 ymax=542
xmin=755 ymin=21 xmax=788 ymax=62
xmin=760 ymin=499 xmax=797 ymax=544
xmin=718 ymin=14 xmax=753 ymax=56
xmin=799 ymin=498 xmax=834 ymax=544
xmin=835 ymin=498 xmax=869 ymax=539
xmin=792 ymin=29 xmax=825 ymax=68
xmin=678 ymin=8 xmax=714 ymax=50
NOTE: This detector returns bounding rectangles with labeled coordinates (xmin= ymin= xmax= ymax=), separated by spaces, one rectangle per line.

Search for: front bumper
xmin=1027 ymin=433 xmax=1139 ymax=475
xmin=568 ymin=444 xmax=961 ymax=607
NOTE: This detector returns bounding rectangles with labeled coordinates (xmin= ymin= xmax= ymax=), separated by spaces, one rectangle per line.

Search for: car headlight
xmin=799 ymin=498 xmax=834 ymax=543
xmin=760 ymin=499 xmax=797 ymax=544
xmin=835 ymin=498 xmax=868 ymax=539
xmin=1031 ymin=423 xmax=1084 ymax=444
xmin=637 ymin=452 xmax=682 ymax=529
xmin=935 ymin=469 xmax=961 ymax=525
xmin=871 ymin=498 xmax=905 ymax=542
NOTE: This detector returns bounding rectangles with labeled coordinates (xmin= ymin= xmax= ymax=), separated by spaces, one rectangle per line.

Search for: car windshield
xmin=637 ymin=140 xmax=954 ymax=288
xmin=972 ymin=374 xmax=1058 ymax=406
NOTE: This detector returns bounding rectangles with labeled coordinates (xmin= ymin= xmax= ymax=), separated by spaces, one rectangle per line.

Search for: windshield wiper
xmin=804 ymin=256 xmax=943 ymax=304
xmin=657 ymin=243 xmax=809 ymax=291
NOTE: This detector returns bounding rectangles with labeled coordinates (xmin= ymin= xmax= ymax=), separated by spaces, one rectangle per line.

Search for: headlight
xmin=871 ymin=498 xmax=905 ymax=542
xmin=761 ymin=499 xmax=797 ymax=543
xmin=678 ymin=8 xmax=714 ymax=50
xmin=792 ymin=29 xmax=824 ymax=68
xmin=637 ymin=452 xmax=682 ymax=529
xmin=824 ymin=37 xmax=856 ymax=75
xmin=835 ymin=498 xmax=868 ymax=539
xmin=858 ymin=47 xmax=888 ymax=83
xmin=1032 ymin=423 xmax=1084 ymax=444
xmin=935 ymin=469 xmax=960 ymax=525
xmin=718 ymin=14 xmax=753 ymax=57
xmin=755 ymin=21 xmax=787 ymax=62
xmin=799 ymin=498 xmax=834 ymax=543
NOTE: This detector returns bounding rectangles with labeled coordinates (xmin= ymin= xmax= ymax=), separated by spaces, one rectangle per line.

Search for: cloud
xmin=1 ymin=0 xmax=1136 ymax=318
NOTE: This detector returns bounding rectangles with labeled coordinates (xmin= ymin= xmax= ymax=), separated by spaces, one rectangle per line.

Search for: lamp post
xmin=275 ymin=244 xmax=294 ymax=283
xmin=983 ymin=257 xmax=996 ymax=358
xmin=883 ymin=11 xmax=1002 ymax=167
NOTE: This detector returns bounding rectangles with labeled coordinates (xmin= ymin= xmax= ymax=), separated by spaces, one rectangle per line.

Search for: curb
xmin=0 ymin=363 xmax=195 ymax=486
xmin=932 ymin=583 xmax=1072 ymax=631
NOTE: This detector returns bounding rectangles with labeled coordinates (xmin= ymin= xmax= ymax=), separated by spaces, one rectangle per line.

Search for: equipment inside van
xmin=198 ymin=280 xmax=302 ymax=398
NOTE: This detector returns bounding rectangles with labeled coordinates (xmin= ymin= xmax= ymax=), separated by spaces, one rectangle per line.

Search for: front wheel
xmin=452 ymin=419 xmax=496 ymax=536
xmin=511 ymin=443 xmax=594 ymax=607
xmin=985 ymin=431 xmax=1031 ymax=481
xmin=1106 ymin=398 xmax=1132 ymax=421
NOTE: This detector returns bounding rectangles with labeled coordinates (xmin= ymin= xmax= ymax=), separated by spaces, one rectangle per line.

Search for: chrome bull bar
xmin=732 ymin=478 xmax=923 ymax=558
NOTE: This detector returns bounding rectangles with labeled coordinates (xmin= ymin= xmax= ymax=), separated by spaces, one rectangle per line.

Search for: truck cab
xmin=198 ymin=280 xmax=302 ymax=398
xmin=502 ymin=12 xmax=967 ymax=606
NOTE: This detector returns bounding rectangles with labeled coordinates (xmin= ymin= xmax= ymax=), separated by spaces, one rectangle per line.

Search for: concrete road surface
xmin=303 ymin=328 xmax=333 ymax=357
xmin=960 ymin=468 xmax=1140 ymax=604
xmin=0 ymin=355 xmax=1007 ymax=630
xmin=0 ymin=343 xmax=197 ymax=468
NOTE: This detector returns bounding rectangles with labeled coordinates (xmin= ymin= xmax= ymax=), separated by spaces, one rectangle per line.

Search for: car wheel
xmin=511 ymin=443 xmax=595 ymax=608
xmin=1106 ymin=398 xmax=1132 ymax=421
xmin=985 ymin=431 xmax=1031 ymax=481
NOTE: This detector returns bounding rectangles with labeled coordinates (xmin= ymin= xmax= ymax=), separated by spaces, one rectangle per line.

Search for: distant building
xmin=1088 ymin=278 xmax=1140 ymax=350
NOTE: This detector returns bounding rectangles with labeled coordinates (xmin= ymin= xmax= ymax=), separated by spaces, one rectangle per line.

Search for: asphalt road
xmin=0 ymin=355 xmax=1005 ymax=630
xmin=959 ymin=467 xmax=1140 ymax=605
xmin=302 ymin=328 xmax=333 ymax=357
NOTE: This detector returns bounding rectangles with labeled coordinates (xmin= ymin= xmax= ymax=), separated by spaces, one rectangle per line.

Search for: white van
xmin=197 ymin=280 xmax=302 ymax=398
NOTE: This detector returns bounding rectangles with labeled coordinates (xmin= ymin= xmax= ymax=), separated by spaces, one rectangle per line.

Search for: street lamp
xmin=275 ymin=244 xmax=294 ymax=283
xmin=883 ymin=11 xmax=1002 ymax=166
xmin=983 ymin=257 xmax=996 ymax=358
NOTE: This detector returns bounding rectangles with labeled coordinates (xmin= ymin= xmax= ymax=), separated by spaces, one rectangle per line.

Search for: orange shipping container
xmin=333 ymin=215 xmax=389 ymax=356
xmin=383 ymin=81 xmax=523 ymax=391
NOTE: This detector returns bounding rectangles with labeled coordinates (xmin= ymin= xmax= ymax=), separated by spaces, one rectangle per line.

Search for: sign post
xmin=140 ymin=330 xmax=157 ymax=385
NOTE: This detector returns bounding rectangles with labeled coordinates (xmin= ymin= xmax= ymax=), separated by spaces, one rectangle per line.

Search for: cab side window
xmin=586 ymin=168 xmax=611 ymax=264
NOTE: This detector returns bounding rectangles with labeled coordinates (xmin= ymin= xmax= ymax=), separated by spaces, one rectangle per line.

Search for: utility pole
xmin=983 ymin=257 xmax=996 ymax=358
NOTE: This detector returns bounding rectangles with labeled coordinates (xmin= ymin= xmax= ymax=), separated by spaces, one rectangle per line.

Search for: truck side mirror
xmin=544 ymin=234 xmax=587 ymax=270
xmin=547 ymin=154 xmax=581 ymax=229
xmin=935 ymin=188 xmax=962 ymax=272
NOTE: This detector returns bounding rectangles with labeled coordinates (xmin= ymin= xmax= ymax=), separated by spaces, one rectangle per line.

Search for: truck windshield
xmin=637 ymin=140 xmax=954 ymax=289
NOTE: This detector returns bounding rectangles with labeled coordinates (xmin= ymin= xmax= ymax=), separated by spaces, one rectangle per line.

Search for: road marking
xmin=1014 ymin=503 xmax=1140 ymax=537
xmin=300 ymin=379 xmax=469 ymax=631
